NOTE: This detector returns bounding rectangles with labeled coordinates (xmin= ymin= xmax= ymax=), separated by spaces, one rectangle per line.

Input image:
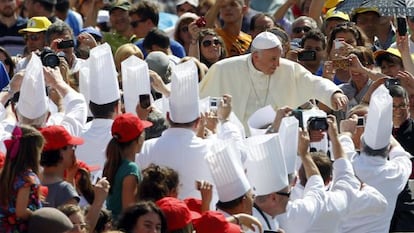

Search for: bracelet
xmin=233 ymin=215 xmax=240 ymax=225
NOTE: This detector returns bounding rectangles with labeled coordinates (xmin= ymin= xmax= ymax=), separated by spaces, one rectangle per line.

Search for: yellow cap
xmin=324 ymin=0 xmax=343 ymax=9
xmin=19 ymin=17 xmax=52 ymax=34
xmin=374 ymin=48 xmax=401 ymax=60
xmin=325 ymin=7 xmax=350 ymax=21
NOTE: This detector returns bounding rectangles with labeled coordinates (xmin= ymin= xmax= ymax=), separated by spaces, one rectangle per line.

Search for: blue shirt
xmin=135 ymin=38 xmax=186 ymax=58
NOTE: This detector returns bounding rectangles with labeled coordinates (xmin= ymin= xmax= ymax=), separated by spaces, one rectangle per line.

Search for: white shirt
xmin=136 ymin=127 xmax=214 ymax=200
xmin=75 ymin=118 xmax=114 ymax=175
xmin=350 ymin=146 xmax=412 ymax=232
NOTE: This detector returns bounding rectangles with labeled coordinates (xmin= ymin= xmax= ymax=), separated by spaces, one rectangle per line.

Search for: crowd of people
xmin=0 ymin=0 xmax=414 ymax=232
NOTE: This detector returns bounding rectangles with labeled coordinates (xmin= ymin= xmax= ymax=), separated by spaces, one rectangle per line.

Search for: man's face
xmin=250 ymin=15 xmax=275 ymax=39
xmin=25 ymin=32 xmax=46 ymax=52
xmin=252 ymin=47 xmax=282 ymax=75
xmin=302 ymin=38 xmax=325 ymax=67
xmin=325 ymin=18 xmax=347 ymax=37
xmin=219 ymin=0 xmax=246 ymax=24
xmin=49 ymin=30 xmax=74 ymax=56
xmin=291 ymin=19 xmax=313 ymax=39
xmin=393 ymin=97 xmax=409 ymax=127
xmin=355 ymin=12 xmax=379 ymax=40
xmin=110 ymin=8 xmax=131 ymax=34
xmin=0 ymin=0 xmax=16 ymax=17
xmin=129 ymin=13 xmax=152 ymax=39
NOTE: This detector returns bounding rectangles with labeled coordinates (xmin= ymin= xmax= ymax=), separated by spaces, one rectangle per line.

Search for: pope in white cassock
xmin=199 ymin=31 xmax=348 ymax=134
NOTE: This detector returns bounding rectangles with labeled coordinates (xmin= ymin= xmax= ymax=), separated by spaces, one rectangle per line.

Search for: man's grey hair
xmin=292 ymin=16 xmax=318 ymax=30
xmin=45 ymin=20 xmax=74 ymax=45
xmin=360 ymin=136 xmax=390 ymax=157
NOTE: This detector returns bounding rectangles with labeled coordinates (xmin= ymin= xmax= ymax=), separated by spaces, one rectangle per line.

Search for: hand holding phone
xmin=397 ymin=17 xmax=407 ymax=36
xmin=57 ymin=39 xmax=75 ymax=49
xmin=196 ymin=16 xmax=206 ymax=28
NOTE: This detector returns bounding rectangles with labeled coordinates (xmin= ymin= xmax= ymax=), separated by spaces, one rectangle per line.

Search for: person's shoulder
xmin=215 ymin=54 xmax=250 ymax=66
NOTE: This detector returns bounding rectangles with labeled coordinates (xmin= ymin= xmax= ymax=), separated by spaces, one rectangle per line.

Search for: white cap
xmin=245 ymin=134 xmax=288 ymax=196
xmin=121 ymin=55 xmax=151 ymax=113
xmin=176 ymin=0 xmax=198 ymax=7
xmin=279 ymin=116 xmax=299 ymax=174
xmin=88 ymin=43 xmax=120 ymax=105
xmin=97 ymin=10 xmax=109 ymax=24
xmin=363 ymin=85 xmax=392 ymax=150
xmin=247 ymin=105 xmax=276 ymax=136
xmin=206 ymin=140 xmax=251 ymax=202
xmin=251 ymin=31 xmax=282 ymax=50
xmin=17 ymin=53 xmax=48 ymax=119
xmin=168 ymin=60 xmax=199 ymax=123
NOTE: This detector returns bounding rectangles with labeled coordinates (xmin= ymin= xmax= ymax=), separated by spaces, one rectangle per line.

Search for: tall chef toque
xmin=169 ymin=60 xmax=200 ymax=123
xmin=363 ymin=85 xmax=393 ymax=150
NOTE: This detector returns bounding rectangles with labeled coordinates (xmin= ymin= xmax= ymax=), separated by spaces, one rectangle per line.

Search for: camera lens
xmin=42 ymin=53 xmax=60 ymax=68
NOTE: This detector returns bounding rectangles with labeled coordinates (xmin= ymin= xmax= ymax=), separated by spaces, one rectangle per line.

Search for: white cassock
xmin=199 ymin=55 xmax=341 ymax=134
xmin=350 ymin=145 xmax=411 ymax=232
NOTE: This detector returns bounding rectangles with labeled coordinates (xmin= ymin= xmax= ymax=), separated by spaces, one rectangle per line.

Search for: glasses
xmin=130 ymin=19 xmax=147 ymax=28
xmin=393 ymin=104 xmax=408 ymax=110
xmin=72 ymin=222 xmax=88 ymax=231
xmin=337 ymin=22 xmax=356 ymax=28
xmin=292 ymin=26 xmax=312 ymax=34
xmin=180 ymin=26 xmax=189 ymax=33
xmin=276 ymin=191 xmax=291 ymax=198
xmin=24 ymin=34 xmax=40 ymax=41
xmin=202 ymin=39 xmax=220 ymax=47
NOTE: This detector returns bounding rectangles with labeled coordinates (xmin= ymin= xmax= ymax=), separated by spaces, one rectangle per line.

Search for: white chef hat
xmin=363 ymin=85 xmax=393 ymax=150
xmin=168 ymin=60 xmax=200 ymax=123
xmin=121 ymin=55 xmax=151 ymax=113
xmin=88 ymin=43 xmax=120 ymax=105
xmin=206 ymin=140 xmax=251 ymax=202
xmin=251 ymin=31 xmax=282 ymax=50
xmin=247 ymin=105 xmax=276 ymax=136
xmin=17 ymin=53 xmax=48 ymax=119
xmin=279 ymin=116 xmax=299 ymax=174
xmin=78 ymin=61 xmax=92 ymax=117
xmin=245 ymin=134 xmax=288 ymax=196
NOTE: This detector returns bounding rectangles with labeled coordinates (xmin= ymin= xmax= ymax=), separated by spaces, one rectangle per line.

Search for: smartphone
xmin=334 ymin=38 xmax=344 ymax=49
xmin=397 ymin=17 xmax=407 ymax=36
xmin=290 ymin=109 xmax=304 ymax=129
xmin=263 ymin=231 xmax=278 ymax=233
xmin=357 ymin=116 xmax=365 ymax=126
xmin=196 ymin=16 xmax=206 ymax=28
xmin=57 ymin=39 xmax=75 ymax=49
xmin=298 ymin=50 xmax=316 ymax=61
xmin=195 ymin=180 xmax=201 ymax=190
xmin=139 ymin=94 xmax=151 ymax=109
xmin=308 ymin=117 xmax=328 ymax=131
xmin=332 ymin=58 xmax=350 ymax=70
xmin=385 ymin=78 xmax=401 ymax=88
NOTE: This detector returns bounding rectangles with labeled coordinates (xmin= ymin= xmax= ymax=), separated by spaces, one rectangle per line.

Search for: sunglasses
xmin=130 ymin=19 xmax=147 ymax=28
xmin=202 ymin=39 xmax=220 ymax=47
xmin=24 ymin=34 xmax=40 ymax=41
xmin=292 ymin=26 xmax=312 ymax=34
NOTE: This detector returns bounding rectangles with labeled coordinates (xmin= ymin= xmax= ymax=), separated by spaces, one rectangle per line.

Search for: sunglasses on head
xmin=130 ymin=19 xmax=146 ymax=28
xmin=202 ymin=39 xmax=220 ymax=47
xmin=292 ymin=26 xmax=312 ymax=34
xmin=24 ymin=34 xmax=40 ymax=41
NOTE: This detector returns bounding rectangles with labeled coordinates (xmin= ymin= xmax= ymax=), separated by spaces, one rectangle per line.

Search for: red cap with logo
xmin=41 ymin=125 xmax=84 ymax=151
xmin=156 ymin=197 xmax=201 ymax=231
xmin=193 ymin=211 xmax=242 ymax=233
xmin=111 ymin=113 xmax=152 ymax=143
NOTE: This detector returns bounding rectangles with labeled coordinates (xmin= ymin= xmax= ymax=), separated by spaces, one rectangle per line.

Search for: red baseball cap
xmin=156 ymin=197 xmax=201 ymax=232
xmin=193 ymin=211 xmax=242 ymax=233
xmin=111 ymin=113 xmax=152 ymax=143
xmin=40 ymin=125 xmax=84 ymax=151
xmin=184 ymin=197 xmax=202 ymax=214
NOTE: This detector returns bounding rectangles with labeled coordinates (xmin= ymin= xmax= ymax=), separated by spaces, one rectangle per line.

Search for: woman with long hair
xmin=103 ymin=113 xmax=152 ymax=221
xmin=0 ymin=125 xmax=45 ymax=232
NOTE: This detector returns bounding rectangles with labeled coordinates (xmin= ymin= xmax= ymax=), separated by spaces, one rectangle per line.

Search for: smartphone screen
xmin=397 ymin=17 xmax=407 ymax=36
xmin=57 ymin=39 xmax=75 ymax=49
xmin=298 ymin=50 xmax=316 ymax=61
xmin=139 ymin=94 xmax=151 ymax=108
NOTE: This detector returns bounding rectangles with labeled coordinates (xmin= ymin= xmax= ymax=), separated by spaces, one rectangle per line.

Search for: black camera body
xmin=39 ymin=48 xmax=60 ymax=68
xmin=385 ymin=78 xmax=401 ymax=89
xmin=308 ymin=117 xmax=328 ymax=131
